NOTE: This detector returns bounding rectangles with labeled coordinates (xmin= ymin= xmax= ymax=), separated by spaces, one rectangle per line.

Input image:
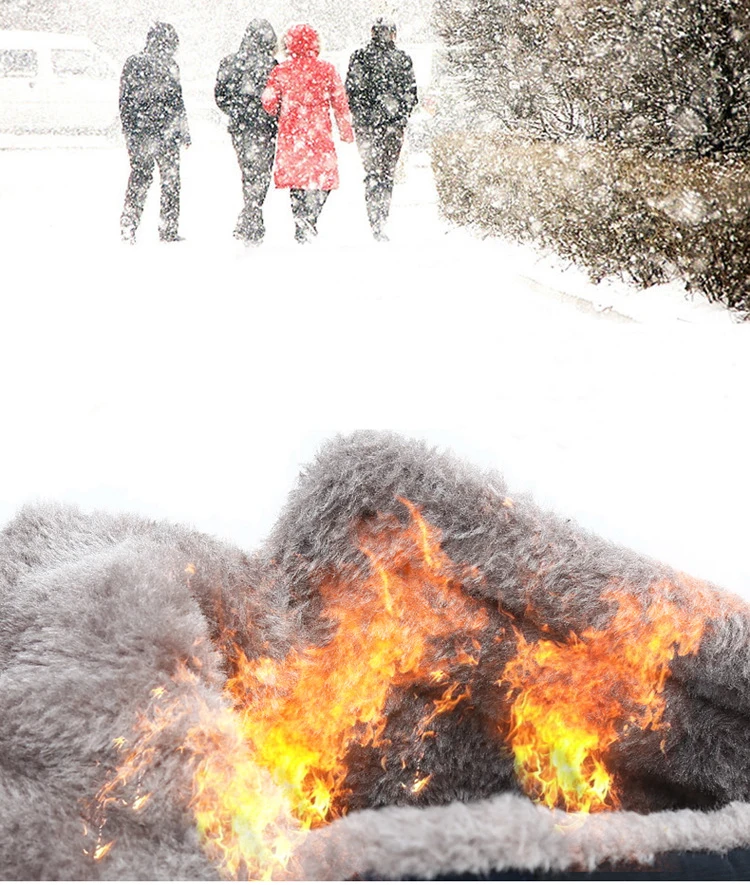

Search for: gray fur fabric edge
xmin=293 ymin=795 xmax=750 ymax=880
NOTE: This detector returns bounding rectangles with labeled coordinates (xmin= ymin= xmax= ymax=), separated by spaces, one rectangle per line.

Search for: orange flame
xmin=501 ymin=586 xmax=706 ymax=813
xmin=90 ymin=504 xmax=716 ymax=874
xmin=89 ymin=663 xmax=305 ymax=879
xmin=93 ymin=500 xmax=488 ymax=878
xmin=213 ymin=499 xmax=489 ymax=851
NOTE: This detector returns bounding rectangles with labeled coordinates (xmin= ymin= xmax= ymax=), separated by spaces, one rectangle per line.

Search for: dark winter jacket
xmin=215 ymin=19 xmax=279 ymax=137
xmin=119 ymin=49 xmax=189 ymax=143
xmin=345 ymin=35 xmax=418 ymax=130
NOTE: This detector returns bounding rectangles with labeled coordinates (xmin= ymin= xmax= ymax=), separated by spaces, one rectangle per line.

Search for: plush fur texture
xmin=1 ymin=430 xmax=750 ymax=879
xmin=267 ymin=431 xmax=750 ymax=816
xmin=295 ymin=796 xmax=750 ymax=879
xmin=0 ymin=504 xmax=289 ymax=879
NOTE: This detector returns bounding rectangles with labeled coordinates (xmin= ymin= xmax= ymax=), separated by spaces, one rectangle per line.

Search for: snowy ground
xmin=2 ymin=120 xmax=750 ymax=603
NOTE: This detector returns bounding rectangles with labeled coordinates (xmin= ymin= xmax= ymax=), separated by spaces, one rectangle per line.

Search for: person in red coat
xmin=261 ymin=24 xmax=354 ymax=243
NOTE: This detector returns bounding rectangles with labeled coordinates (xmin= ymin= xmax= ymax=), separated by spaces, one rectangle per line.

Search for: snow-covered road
xmin=2 ymin=123 xmax=749 ymax=601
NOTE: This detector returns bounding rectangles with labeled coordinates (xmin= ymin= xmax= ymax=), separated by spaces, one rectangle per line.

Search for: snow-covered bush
xmin=431 ymin=0 xmax=750 ymax=311
xmin=433 ymin=0 xmax=750 ymax=153
xmin=433 ymin=131 xmax=750 ymax=311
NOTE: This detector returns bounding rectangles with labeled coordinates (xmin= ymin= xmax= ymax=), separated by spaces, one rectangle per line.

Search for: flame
xmin=93 ymin=500 xmax=488 ymax=878
xmin=214 ymin=499 xmax=489 ymax=846
xmin=410 ymin=773 xmax=433 ymax=793
xmin=92 ymin=841 xmax=115 ymax=861
xmin=184 ymin=703 xmax=304 ymax=878
xmin=89 ymin=501 xmax=715 ymax=874
xmin=131 ymin=793 xmax=152 ymax=812
xmin=420 ymin=682 xmax=473 ymax=728
xmin=89 ymin=663 xmax=304 ymax=879
xmin=501 ymin=586 xmax=706 ymax=813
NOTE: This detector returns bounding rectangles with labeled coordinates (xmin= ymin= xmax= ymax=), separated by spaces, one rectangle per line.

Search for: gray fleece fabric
xmin=1 ymin=430 xmax=749 ymax=880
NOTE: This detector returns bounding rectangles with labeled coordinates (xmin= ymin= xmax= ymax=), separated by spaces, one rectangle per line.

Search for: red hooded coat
xmin=261 ymin=24 xmax=354 ymax=190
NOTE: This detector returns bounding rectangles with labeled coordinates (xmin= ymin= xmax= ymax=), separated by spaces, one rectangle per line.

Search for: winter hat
xmin=284 ymin=23 xmax=320 ymax=58
xmin=146 ymin=21 xmax=179 ymax=54
xmin=240 ymin=18 xmax=277 ymax=55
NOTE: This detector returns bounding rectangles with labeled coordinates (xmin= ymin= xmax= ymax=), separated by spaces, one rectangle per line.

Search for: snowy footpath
xmin=2 ymin=120 xmax=750 ymax=602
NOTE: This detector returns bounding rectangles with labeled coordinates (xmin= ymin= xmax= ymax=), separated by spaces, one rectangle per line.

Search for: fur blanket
xmin=1 ymin=430 xmax=749 ymax=880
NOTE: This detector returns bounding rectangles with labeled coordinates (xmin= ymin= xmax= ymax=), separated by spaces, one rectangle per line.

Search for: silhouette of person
xmin=119 ymin=22 xmax=191 ymax=243
xmin=345 ymin=19 xmax=418 ymax=241
xmin=215 ymin=19 xmax=279 ymax=244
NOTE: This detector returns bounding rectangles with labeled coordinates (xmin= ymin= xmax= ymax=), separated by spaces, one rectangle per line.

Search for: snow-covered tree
xmin=434 ymin=0 xmax=750 ymax=154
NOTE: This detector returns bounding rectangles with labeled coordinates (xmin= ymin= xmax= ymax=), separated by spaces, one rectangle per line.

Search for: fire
xmin=91 ymin=499 xmax=489 ymax=879
xmin=88 ymin=663 xmax=305 ymax=879
xmin=184 ymin=703 xmax=304 ymax=878
xmin=216 ymin=498 xmax=489 ymax=848
xmin=420 ymin=682 xmax=473 ymax=728
xmin=410 ymin=773 xmax=433 ymax=793
xmin=89 ymin=500 xmax=714 ymax=876
xmin=501 ymin=586 xmax=707 ymax=813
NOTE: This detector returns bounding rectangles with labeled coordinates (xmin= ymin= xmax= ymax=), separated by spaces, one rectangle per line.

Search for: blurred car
xmin=0 ymin=30 xmax=119 ymax=134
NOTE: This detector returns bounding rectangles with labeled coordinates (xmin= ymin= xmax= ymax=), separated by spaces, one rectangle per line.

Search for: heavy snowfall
xmin=1 ymin=7 xmax=750 ymax=610
xmin=4 ymin=7 xmax=750 ymax=881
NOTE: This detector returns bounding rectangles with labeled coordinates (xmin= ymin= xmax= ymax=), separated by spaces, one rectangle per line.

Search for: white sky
xmin=2 ymin=118 xmax=749 ymax=602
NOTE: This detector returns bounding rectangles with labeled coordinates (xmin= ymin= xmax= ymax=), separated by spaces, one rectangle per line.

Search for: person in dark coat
xmin=119 ymin=22 xmax=191 ymax=243
xmin=215 ymin=20 xmax=279 ymax=245
xmin=345 ymin=19 xmax=418 ymax=242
